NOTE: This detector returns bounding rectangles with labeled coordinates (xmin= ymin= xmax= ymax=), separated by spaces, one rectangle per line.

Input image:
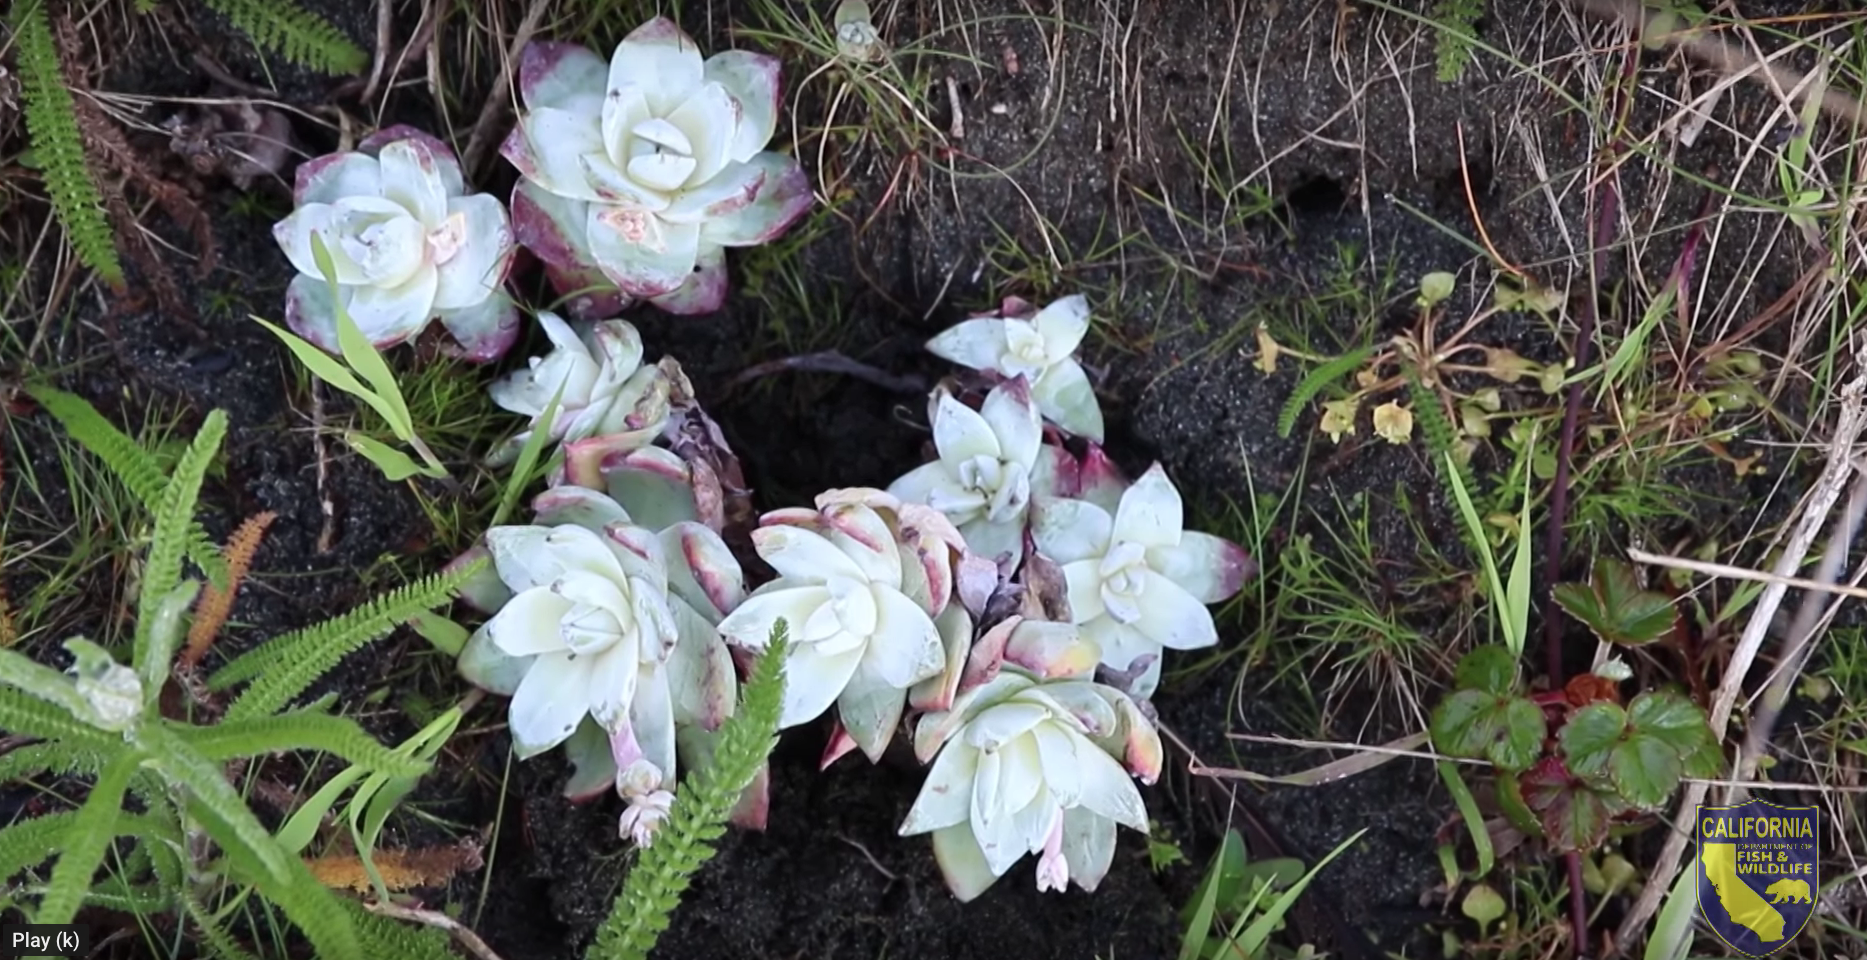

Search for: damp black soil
xmin=4 ymin=0 xmax=1858 ymax=958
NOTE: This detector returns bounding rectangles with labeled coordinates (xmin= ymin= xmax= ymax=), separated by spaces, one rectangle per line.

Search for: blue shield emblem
xmin=1696 ymin=798 xmax=1818 ymax=956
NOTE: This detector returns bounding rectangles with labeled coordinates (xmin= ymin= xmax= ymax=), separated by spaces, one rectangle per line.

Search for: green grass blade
xmin=1235 ymin=827 xmax=1368 ymax=956
xmin=492 ymin=380 xmax=567 ymax=528
xmin=1443 ymin=452 xmax=1510 ymax=653
xmin=1436 ymin=761 xmax=1494 ymax=879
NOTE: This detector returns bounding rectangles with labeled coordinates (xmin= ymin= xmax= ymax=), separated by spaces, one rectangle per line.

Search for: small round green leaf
xmin=1454 ymin=645 xmax=1519 ymax=696
xmin=1488 ymin=697 xmax=1547 ymax=772
xmin=1558 ymin=702 xmax=1627 ymax=777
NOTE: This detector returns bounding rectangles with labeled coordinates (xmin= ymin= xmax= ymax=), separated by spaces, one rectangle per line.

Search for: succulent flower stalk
xmin=501 ymin=19 xmax=815 ymax=317
xmin=275 ymin=126 xmax=519 ymax=360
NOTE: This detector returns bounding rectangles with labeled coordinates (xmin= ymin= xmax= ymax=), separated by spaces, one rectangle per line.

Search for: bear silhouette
xmin=1765 ymin=878 xmax=1811 ymax=904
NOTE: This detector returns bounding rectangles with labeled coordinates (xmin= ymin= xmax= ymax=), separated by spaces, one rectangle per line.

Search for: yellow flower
xmin=1372 ymin=401 xmax=1413 ymax=444
xmin=1319 ymin=399 xmax=1358 ymax=443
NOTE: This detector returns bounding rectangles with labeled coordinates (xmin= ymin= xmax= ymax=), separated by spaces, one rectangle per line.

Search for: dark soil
xmin=5 ymin=0 xmax=1859 ymax=958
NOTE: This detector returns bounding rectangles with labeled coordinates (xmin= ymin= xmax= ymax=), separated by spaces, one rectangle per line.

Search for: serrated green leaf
xmin=1453 ymin=645 xmax=1518 ymax=696
xmin=1520 ymin=758 xmax=1613 ymax=853
xmin=1492 ymin=697 xmax=1546 ymax=772
xmin=1558 ymin=702 xmax=1627 ymax=778
xmin=1555 ymin=558 xmax=1677 ymax=646
xmin=1609 ymin=734 xmax=1682 ymax=809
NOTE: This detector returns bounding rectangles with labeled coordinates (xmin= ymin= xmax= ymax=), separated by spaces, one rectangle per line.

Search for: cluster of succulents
xmin=269 ymin=17 xmax=1252 ymax=904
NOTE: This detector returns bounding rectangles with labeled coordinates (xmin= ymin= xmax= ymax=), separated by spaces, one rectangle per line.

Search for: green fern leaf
xmin=0 ymin=740 xmax=110 ymax=784
xmin=187 ymin=794 xmax=365 ymax=960
xmin=0 ymin=811 xmax=77 ymax=885
xmin=344 ymin=899 xmax=464 ymax=960
xmin=0 ymin=686 xmax=120 ymax=750
xmin=1432 ymin=0 xmax=1484 ymax=83
xmin=36 ymin=750 xmax=137 ymax=925
xmin=167 ymin=710 xmax=431 ymax=777
xmin=11 ymin=0 xmax=124 ymax=284
xmin=133 ymin=409 xmax=227 ymax=680
xmin=588 ymin=623 xmax=790 ymax=960
xmin=211 ymin=559 xmax=485 ymax=721
xmin=140 ymin=723 xmax=296 ymax=887
xmin=1276 ymin=345 xmax=1376 ymax=438
xmin=199 ymin=0 xmax=369 ymax=75
xmin=24 ymin=384 xmax=229 ymax=587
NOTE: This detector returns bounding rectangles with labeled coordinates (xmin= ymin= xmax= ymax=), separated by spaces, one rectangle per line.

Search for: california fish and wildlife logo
xmin=1696 ymin=798 xmax=1819 ymax=956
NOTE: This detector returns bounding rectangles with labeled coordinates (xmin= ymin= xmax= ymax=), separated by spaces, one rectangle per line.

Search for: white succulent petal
xmin=994 ymin=736 xmax=1045 ymax=817
xmin=1025 ymin=679 xmax=1119 ymax=738
xmin=1146 ymin=532 xmax=1253 ymax=605
xmin=663 ymin=82 xmax=737 ymax=186
xmin=1031 ymin=359 xmax=1104 ymax=442
xmin=1031 ymin=721 xmax=1084 ymax=807
xmin=552 ymin=569 xmax=636 ymax=638
xmin=863 ymin=584 xmax=945 ymax=688
xmin=820 ymin=506 xmax=903 ymax=588
xmin=296 ymin=152 xmax=381 ymax=206
xmin=580 ymin=151 xmax=672 ymax=210
xmin=932 ymin=393 xmax=1002 ymax=463
xmin=521 ymin=107 xmax=609 ymax=201
xmin=885 ymin=462 xmax=967 ymax=515
xmin=963 ymin=702 xmax=1050 ymax=751
xmin=586 ymin=206 xmax=702 ymax=297
xmin=1072 ymin=740 xmax=1148 ymax=830
xmin=508 ymin=651 xmax=593 ymax=757
xmin=610 ymin=17 xmax=705 ymax=115
xmin=275 ymin=204 xmax=368 ymax=283
xmin=1060 ymin=560 xmax=1107 ymax=623
xmin=931 ymin=822 xmax=1001 ymax=901
xmin=600 ymin=83 xmax=654 ymax=176
xmin=485 ymin=586 xmax=575 ymax=657
xmin=343 ymin=264 xmax=438 ymax=344
xmin=751 ymin=524 xmax=867 ymax=584
xmin=980 ymin=380 xmax=1042 ymax=468
xmin=1033 ymin=294 xmax=1091 ymax=359
xmin=900 ymin=739 xmax=979 ymax=836
xmin=836 ymin=658 xmax=909 ymax=762
xmin=487 ymin=524 xmax=629 ymax=589
xmin=377 ymin=140 xmax=449 ymax=226
xmin=1028 ymin=497 xmax=1113 ymax=565
xmin=717 ymin=582 xmax=831 ymax=650
xmin=957 ymin=516 xmax=1023 ymax=568
xmin=585 ymin=640 xmax=642 ymax=731
xmin=431 ymin=194 xmax=513 ymax=310
xmin=703 ymin=50 xmax=780 ymax=162
xmin=628 ymin=664 xmax=680 ymax=780
xmin=626 ymin=152 xmax=700 ymax=193
xmin=458 ymin=624 xmax=534 ymax=696
xmin=1112 ymin=465 xmax=1184 ymax=548
xmin=1060 ymin=806 xmax=1119 ymax=892
xmin=776 ymin=641 xmax=864 ymax=728
xmin=926 ymin=318 xmax=1013 ymax=373
xmin=1131 ymin=570 xmax=1220 ymax=650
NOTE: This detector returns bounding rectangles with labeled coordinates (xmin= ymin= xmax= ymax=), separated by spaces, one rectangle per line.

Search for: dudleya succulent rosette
xmin=1030 ymin=464 xmax=1253 ymax=698
xmin=486 ymin=312 xmax=670 ymax=465
xmin=501 ymin=18 xmax=815 ymax=318
xmin=275 ymin=126 xmax=519 ymax=361
xmin=887 ymin=377 xmax=1075 ymax=568
xmin=927 ymin=294 xmax=1104 ymax=442
xmin=454 ymin=486 xmax=745 ymax=838
xmin=900 ymin=617 xmax=1163 ymax=901
xmin=716 ymin=489 xmax=968 ymax=762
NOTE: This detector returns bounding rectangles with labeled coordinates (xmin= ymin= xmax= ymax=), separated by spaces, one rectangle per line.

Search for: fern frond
xmin=344 ymin=899 xmax=468 ymax=960
xmin=140 ymin=581 xmax=201 ymax=709
xmin=166 ymin=710 xmax=430 ymax=777
xmin=199 ymin=0 xmax=369 ymax=75
xmin=1276 ymin=346 xmax=1376 ymax=438
xmin=1432 ymin=0 xmax=1484 ymax=83
xmin=184 ymin=888 xmax=263 ymax=960
xmin=212 ymin=559 xmax=486 ymax=722
xmin=134 ymin=409 xmax=227 ymax=681
xmin=0 ymin=811 xmax=76 ymax=884
xmin=24 ymin=384 xmax=229 ymax=587
xmin=36 ymin=750 xmax=137 ymax=925
xmin=1408 ymin=375 xmax=1481 ymax=519
xmin=11 ymin=0 xmax=123 ymax=284
xmin=0 ymin=740 xmax=109 ymax=784
xmin=182 ymin=511 xmax=275 ymax=670
xmin=587 ymin=623 xmax=790 ymax=960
